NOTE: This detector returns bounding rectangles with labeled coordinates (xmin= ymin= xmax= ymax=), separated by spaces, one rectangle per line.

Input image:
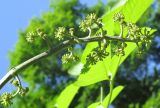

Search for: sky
xmin=0 ymin=0 xmax=106 ymax=93
xmin=0 ymin=0 xmax=50 ymax=93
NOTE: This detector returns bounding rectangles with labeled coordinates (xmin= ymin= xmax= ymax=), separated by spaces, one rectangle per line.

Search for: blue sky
xmin=0 ymin=0 xmax=106 ymax=92
xmin=0 ymin=0 xmax=50 ymax=93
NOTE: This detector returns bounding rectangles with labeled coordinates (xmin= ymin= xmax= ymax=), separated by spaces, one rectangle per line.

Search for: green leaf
xmin=56 ymin=83 xmax=80 ymax=108
xmin=88 ymin=86 xmax=124 ymax=108
xmin=110 ymin=42 xmax=137 ymax=78
xmin=102 ymin=0 xmax=154 ymax=78
xmin=102 ymin=85 xmax=124 ymax=106
xmin=76 ymin=45 xmax=111 ymax=86
xmin=81 ymin=42 xmax=98 ymax=64
xmin=68 ymin=62 xmax=83 ymax=76
xmin=122 ymin=0 xmax=154 ymax=22
xmin=75 ymin=60 xmax=109 ymax=86
xmin=103 ymin=0 xmax=154 ymax=35
xmin=80 ymin=0 xmax=154 ymax=85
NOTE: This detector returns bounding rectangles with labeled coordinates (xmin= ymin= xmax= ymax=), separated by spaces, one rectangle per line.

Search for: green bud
xmin=62 ymin=53 xmax=79 ymax=64
xmin=55 ymin=27 xmax=66 ymax=40
xmin=127 ymin=23 xmax=140 ymax=35
xmin=36 ymin=28 xmax=47 ymax=39
xmin=112 ymin=42 xmax=127 ymax=56
xmin=86 ymin=54 xmax=98 ymax=65
xmin=96 ymin=18 xmax=102 ymax=24
xmin=108 ymin=72 xmax=112 ymax=80
xmin=86 ymin=13 xmax=97 ymax=21
xmin=86 ymin=47 xmax=109 ymax=65
xmin=19 ymin=87 xmax=29 ymax=97
xmin=79 ymin=13 xmax=98 ymax=32
xmin=0 ymin=92 xmax=13 ymax=107
xmin=113 ymin=12 xmax=125 ymax=23
xmin=69 ymin=28 xmax=74 ymax=36
xmin=79 ymin=20 xmax=89 ymax=32
xmin=10 ymin=79 xmax=19 ymax=87
xmin=26 ymin=32 xmax=36 ymax=43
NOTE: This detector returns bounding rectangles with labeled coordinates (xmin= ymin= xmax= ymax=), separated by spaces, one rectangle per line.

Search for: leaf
xmin=110 ymin=42 xmax=137 ymax=78
xmin=102 ymin=85 xmax=124 ymax=107
xmin=80 ymin=0 xmax=154 ymax=84
xmin=88 ymin=86 xmax=124 ymax=108
xmin=103 ymin=0 xmax=154 ymax=35
xmin=76 ymin=45 xmax=111 ymax=86
xmin=81 ymin=42 xmax=98 ymax=64
xmin=102 ymin=0 xmax=154 ymax=78
xmin=56 ymin=0 xmax=154 ymax=107
xmin=68 ymin=62 xmax=83 ymax=76
xmin=121 ymin=0 xmax=154 ymax=23
xmin=75 ymin=60 xmax=109 ymax=86
xmin=55 ymin=83 xmax=80 ymax=108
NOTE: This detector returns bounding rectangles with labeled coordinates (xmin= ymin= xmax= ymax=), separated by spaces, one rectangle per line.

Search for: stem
xmin=120 ymin=24 xmax=123 ymax=38
xmin=0 ymin=35 xmax=137 ymax=89
xmin=88 ymin=27 xmax=92 ymax=37
xmin=106 ymin=79 xmax=114 ymax=108
xmin=16 ymin=75 xmax=22 ymax=87
xmin=106 ymin=56 xmax=121 ymax=108
xmin=12 ymin=75 xmax=21 ymax=97
xmin=100 ymin=84 xmax=103 ymax=104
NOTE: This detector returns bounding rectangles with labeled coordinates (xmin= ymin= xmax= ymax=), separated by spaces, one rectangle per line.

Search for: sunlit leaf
xmin=88 ymin=86 xmax=124 ymax=108
xmin=81 ymin=42 xmax=98 ymax=64
xmin=102 ymin=85 xmax=124 ymax=107
xmin=56 ymin=83 xmax=80 ymax=108
xmin=111 ymin=42 xmax=137 ymax=78
xmin=68 ymin=62 xmax=83 ymax=76
xmin=76 ymin=45 xmax=111 ymax=86
xmin=103 ymin=0 xmax=154 ymax=35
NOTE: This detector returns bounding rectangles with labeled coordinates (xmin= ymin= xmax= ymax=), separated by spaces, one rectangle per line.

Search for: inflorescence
xmin=24 ymin=12 xmax=155 ymax=71
xmin=0 ymin=12 xmax=155 ymax=107
xmin=0 ymin=76 xmax=29 ymax=107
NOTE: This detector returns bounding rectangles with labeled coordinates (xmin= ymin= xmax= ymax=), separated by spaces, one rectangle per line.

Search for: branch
xmin=0 ymin=35 xmax=136 ymax=89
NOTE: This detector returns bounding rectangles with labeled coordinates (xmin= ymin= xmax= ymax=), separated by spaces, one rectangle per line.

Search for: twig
xmin=12 ymin=75 xmax=21 ymax=97
xmin=0 ymin=35 xmax=136 ymax=89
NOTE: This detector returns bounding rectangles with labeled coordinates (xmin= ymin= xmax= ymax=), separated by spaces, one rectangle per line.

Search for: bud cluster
xmin=81 ymin=47 xmax=109 ymax=73
xmin=24 ymin=12 xmax=155 ymax=74
xmin=61 ymin=53 xmax=79 ymax=64
xmin=79 ymin=13 xmax=102 ymax=32
xmin=86 ymin=47 xmax=109 ymax=65
xmin=61 ymin=48 xmax=79 ymax=64
xmin=55 ymin=27 xmax=66 ymax=40
xmin=19 ymin=87 xmax=29 ymax=96
xmin=0 ymin=93 xmax=13 ymax=106
xmin=26 ymin=31 xmax=36 ymax=43
xmin=10 ymin=79 xmax=29 ymax=97
xmin=127 ymin=22 xmax=140 ymax=37
xmin=113 ymin=12 xmax=125 ymax=24
xmin=0 ymin=78 xmax=29 ymax=107
xmin=113 ymin=12 xmax=155 ymax=54
xmin=26 ymin=28 xmax=47 ymax=43
xmin=55 ymin=27 xmax=75 ymax=41
xmin=112 ymin=42 xmax=127 ymax=56
xmin=36 ymin=28 xmax=47 ymax=39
